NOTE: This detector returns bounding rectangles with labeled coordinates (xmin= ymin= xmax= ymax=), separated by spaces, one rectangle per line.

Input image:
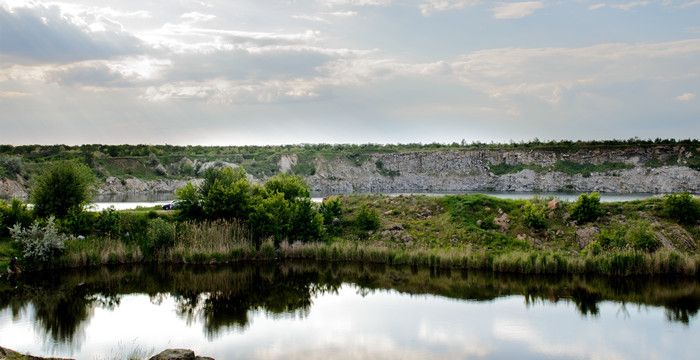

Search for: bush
xmin=625 ymin=221 xmax=660 ymax=252
xmin=570 ymin=192 xmax=602 ymax=223
xmin=289 ymin=198 xmax=324 ymax=242
xmin=201 ymin=167 xmax=252 ymax=220
xmin=664 ymin=193 xmax=700 ymax=225
xmin=10 ymin=217 xmax=67 ymax=262
xmin=250 ymin=192 xmax=292 ymax=245
xmin=523 ymin=202 xmax=546 ymax=229
xmin=95 ymin=208 xmax=121 ymax=238
xmin=320 ymin=196 xmax=343 ymax=235
xmin=145 ymin=218 xmax=176 ymax=256
xmin=175 ymin=182 xmax=203 ymax=219
xmin=0 ymin=156 xmax=24 ymax=177
xmin=264 ymin=173 xmax=310 ymax=200
xmin=355 ymin=205 xmax=380 ymax=232
xmin=60 ymin=210 xmax=97 ymax=236
xmin=0 ymin=199 xmax=33 ymax=237
xmin=31 ymin=161 xmax=96 ymax=219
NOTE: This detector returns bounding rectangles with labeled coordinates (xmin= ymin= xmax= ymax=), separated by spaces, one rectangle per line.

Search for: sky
xmin=0 ymin=0 xmax=699 ymax=145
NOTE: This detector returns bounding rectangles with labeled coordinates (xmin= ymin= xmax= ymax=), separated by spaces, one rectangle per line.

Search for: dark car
xmin=162 ymin=201 xmax=181 ymax=210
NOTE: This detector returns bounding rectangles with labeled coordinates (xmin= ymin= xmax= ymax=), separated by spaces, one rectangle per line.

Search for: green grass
xmin=0 ymin=238 xmax=18 ymax=272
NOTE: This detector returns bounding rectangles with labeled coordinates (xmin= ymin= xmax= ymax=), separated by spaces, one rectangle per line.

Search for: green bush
xmin=30 ymin=161 xmax=96 ymax=219
xmin=523 ymin=202 xmax=547 ymax=229
xmin=320 ymin=196 xmax=343 ymax=235
xmin=570 ymin=192 xmax=602 ymax=223
xmin=60 ymin=210 xmax=97 ymax=236
xmin=289 ymin=199 xmax=324 ymax=242
xmin=355 ymin=205 xmax=380 ymax=232
xmin=664 ymin=193 xmax=700 ymax=225
xmin=624 ymin=221 xmax=660 ymax=252
xmin=0 ymin=199 xmax=33 ymax=237
xmin=202 ymin=167 xmax=252 ymax=220
xmin=250 ymin=192 xmax=292 ymax=245
xmin=145 ymin=218 xmax=176 ymax=256
xmin=10 ymin=217 xmax=67 ymax=262
xmin=95 ymin=208 xmax=121 ymax=238
xmin=175 ymin=182 xmax=204 ymax=219
xmin=264 ymin=173 xmax=310 ymax=200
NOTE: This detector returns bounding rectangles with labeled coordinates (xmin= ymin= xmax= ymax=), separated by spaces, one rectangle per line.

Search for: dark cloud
xmin=0 ymin=5 xmax=143 ymax=63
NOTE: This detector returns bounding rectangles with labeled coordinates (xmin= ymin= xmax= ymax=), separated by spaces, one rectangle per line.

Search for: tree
xmin=264 ymin=173 xmax=310 ymax=200
xmin=31 ymin=161 xmax=96 ymax=219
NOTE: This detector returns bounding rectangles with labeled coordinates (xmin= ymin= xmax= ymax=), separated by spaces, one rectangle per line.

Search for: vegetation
xmin=10 ymin=217 xmax=67 ymax=262
xmin=0 ymin=138 xmax=697 ymax=181
xmin=570 ymin=192 xmax=603 ymax=223
xmin=2 ymin=160 xmax=699 ymax=276
xmin=664 ymin=193 xmax=700 ymax=225
xmin=30 ymin=161 xmax=96 ymax=219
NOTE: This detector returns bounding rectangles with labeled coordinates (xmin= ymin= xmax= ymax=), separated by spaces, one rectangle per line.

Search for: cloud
xmin=319 ymin=0 xmax=392 ymax=6
xmin=419 ymin=0 xmax=481 ymax=15
xmin=492 ymin=1 xmax=544 ymax=19
xmin=0 ymin=5 xmax=142 ymax=63
xmin=676 ymin=92 xmax=696 ymax=101
xmin=180 ymin=12 xmax=216 ymax=23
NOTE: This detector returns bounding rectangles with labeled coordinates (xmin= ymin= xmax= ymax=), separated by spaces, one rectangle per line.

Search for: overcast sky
xmin=0 ymin=0 xmax=699 ymax=145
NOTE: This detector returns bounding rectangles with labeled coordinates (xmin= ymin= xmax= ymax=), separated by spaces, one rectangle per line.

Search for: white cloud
xmin=0 ymin=5 xmax=143 ymax=62
xmin=676 ymin=92 xmax=696 ymax=101
xmin=492 ymin=1 xmax=544 ymax=19
xmin=319 ymin=0 xmax=392 ymax=6
xmin=419 ymin=0 xmax=481 ymax=16
xmin=180 ymin=12 xmax=216 ymax=23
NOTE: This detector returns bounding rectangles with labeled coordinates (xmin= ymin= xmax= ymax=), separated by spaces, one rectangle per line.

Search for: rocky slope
xmin=1 ymin=145 xmax=699 ymax=198
xmin=307 ymin=148 xmax=700 ymax=194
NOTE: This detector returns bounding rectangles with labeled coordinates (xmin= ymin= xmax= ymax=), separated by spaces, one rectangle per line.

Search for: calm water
xmin=1 ymin=263 xmax=698 ymax=359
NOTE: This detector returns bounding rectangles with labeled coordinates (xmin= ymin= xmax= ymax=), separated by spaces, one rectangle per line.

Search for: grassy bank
xmin=0 ymin=190 xmax=700 ymax=276
xmin=5 ymin=193 xmax=688 ymax=277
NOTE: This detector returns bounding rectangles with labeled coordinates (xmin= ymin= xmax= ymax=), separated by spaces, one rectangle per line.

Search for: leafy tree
xmin=31 ymin=161 xmax=96 ymax=219
xmin=250 ymin=192 xmax=292 ymax=246
xmin=175 ymin=182 xmax=204 ymax=219
xmin=264 ymin=173 xmax=310 ymax=200
xmin=570 ymin=192 xmax=602 ymax=223
xmin=289 ymin=198 xmax=324 ymax=242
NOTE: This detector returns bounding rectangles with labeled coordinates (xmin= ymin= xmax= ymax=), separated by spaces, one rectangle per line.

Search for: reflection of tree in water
xmin=1 ymin=262 xmax=699 ymax=346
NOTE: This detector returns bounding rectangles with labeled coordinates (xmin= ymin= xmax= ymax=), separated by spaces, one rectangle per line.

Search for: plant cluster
xmin=570 ymin=192 xmax=602 ymax=223
xmin=664 ymin=193 xmax=700 ymax=225
xmin=177 ymin=168 xmax=325 ymax=246
xmin=10 ymin=217 xmax=67 ymax=262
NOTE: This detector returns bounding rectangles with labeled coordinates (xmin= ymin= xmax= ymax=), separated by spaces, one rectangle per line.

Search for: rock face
xmin=98 ymin=177 xmax=203 ymax=195
xmin=306 ymin=147 xmax=700 ymax=194
xmin=0 ymin=178 xmax=26 ymax=199
xmin=149 ymin=349 xmax=214 ymax=360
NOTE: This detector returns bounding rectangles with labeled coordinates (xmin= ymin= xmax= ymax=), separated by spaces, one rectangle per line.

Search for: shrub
xmin=175 ymin=182 xmax=204 ymax=219
xmin=250 ymin=192 xmax=292 ymax=245
xmin=10 ymin=217 xmax=67 ymax=262
xmin=0 ymin=199 xmax=33 ymax=237
xmin=625 ymin=221 xmax=660 ymax=252
xmin=570 ymin=192 xmax=602 ymax=223
xmin=145 ymin=218 xmax=176 ymax=256
xmin=289 ymin=198 xmax=324 ymax=242
xmin=264 ymin=173 xmax=310 ymax=200
xmin=320 ymin=196 xmax=343 ymax=235
xmin=201 ymin=167 xmax=252 ymax=220
xmin=355 ymin=205 xmax=380 ymax=232
xmin=664 ymin=193 xmax=700 ymax=225
xmin=0 ymin=156 xmax=24 ymax=177
xmin=31 ymin=161 xmax=96 ymax=219
xmin=95 ymin=208 xmax=121 ymax=238
xmin=60 ymin=210 xmax=97 ymax=236
xmin=523 ymin=202 xmax=547 ymax=229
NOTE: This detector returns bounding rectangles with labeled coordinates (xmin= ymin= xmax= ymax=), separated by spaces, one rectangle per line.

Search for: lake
xmin=1 ymin=263 xmax=698 ymax=359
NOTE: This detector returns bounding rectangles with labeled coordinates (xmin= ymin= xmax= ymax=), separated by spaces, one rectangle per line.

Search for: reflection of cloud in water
xmin=492 ymin=316 xmax=627 ymax=360
xmin=417 ymin=321 xmax=492 ymax=358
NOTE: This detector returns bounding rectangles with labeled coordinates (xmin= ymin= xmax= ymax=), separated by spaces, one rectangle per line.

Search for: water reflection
xmin=0 ymin=263 xmax=699 ymax=359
